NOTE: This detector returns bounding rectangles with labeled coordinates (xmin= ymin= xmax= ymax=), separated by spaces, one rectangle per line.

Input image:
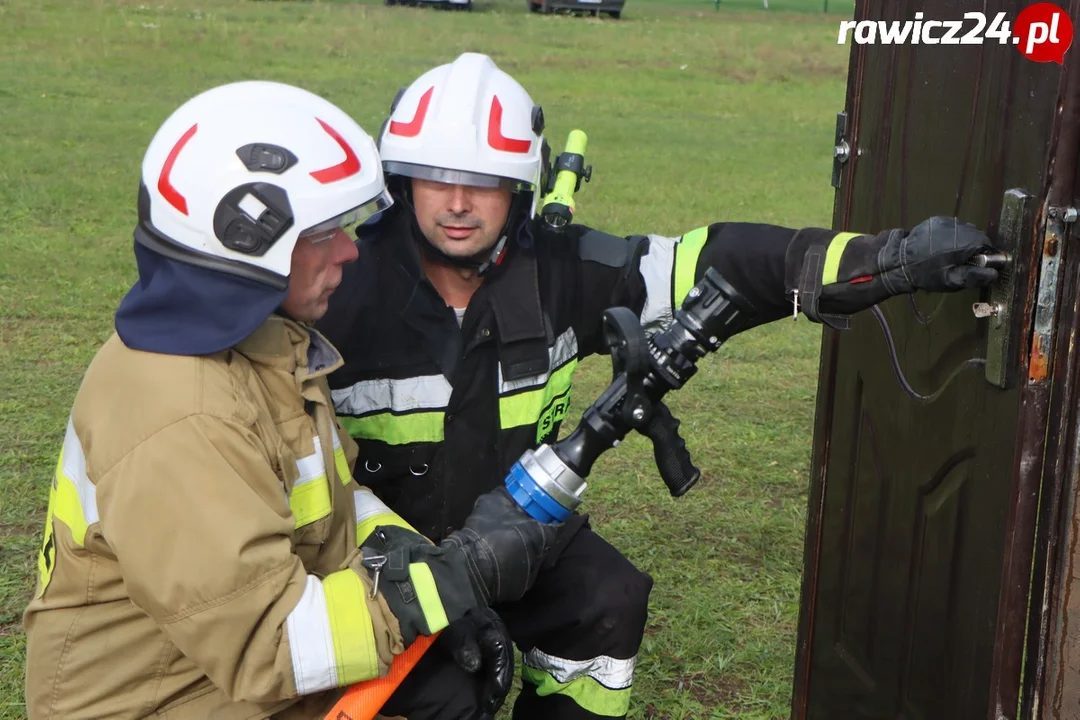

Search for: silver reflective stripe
xmin=498 ymin=327 xmax=579 ymax=393
xmin=294 ymin=435 xmax=327 ymax=488
xmin=331 ymin=374 xmax=454 ymax=416
xmin=523 ymin=648 xmax=637 ymax=690
xmin=638 ymin=233 xmax=678 ymax=333
xmin=383 ymin=161 xmax=528 ymax=191
xmin=353 ymin=489 xmax=394 ymax=525
xmin=61 ymin=417 xmax=99 ymax=526
xmin=286 ymin=575 xmax=337 ymax=694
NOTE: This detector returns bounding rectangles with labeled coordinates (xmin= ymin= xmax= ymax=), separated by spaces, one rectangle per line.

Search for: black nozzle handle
xmin=640 ymin=401 xmax=701 ymax=497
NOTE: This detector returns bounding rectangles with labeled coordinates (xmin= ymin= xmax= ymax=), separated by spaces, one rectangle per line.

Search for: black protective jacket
xmin=316 ymin=206 xmax=845 ymax=540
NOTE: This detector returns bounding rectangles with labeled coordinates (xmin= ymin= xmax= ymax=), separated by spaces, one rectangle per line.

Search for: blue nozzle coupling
xmin=505 ymin=461 xmax=572 ymax=523
xmin=503 ymin=445 xmax=587 ymax=523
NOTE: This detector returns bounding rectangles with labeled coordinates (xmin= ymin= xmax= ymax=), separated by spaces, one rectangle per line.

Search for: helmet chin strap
xmin=417 ymin=228 xmax=509 ymax=276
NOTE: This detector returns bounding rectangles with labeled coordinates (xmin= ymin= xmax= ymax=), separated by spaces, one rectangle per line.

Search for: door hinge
xmin=831 ymin=111 xmax=849 ymax=189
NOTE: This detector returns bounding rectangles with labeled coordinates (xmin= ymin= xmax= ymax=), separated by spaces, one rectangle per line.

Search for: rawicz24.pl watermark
xmin=838 ymin=2 xmax=1075 ymax=64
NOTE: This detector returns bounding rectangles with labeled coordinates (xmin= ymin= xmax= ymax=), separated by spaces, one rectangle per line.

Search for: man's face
xmin=411 ymin=178 xmax=513 ymax=261
xmin=280 ymin=228 xmax=359 ymax=323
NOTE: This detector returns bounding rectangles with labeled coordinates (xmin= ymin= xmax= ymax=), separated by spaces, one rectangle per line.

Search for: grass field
xmin=0 ymin=0 xmax=853 ymax=717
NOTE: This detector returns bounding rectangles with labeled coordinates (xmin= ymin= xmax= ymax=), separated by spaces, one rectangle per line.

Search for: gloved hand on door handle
xmin=785 ymin=215 xmax=999 ymax=329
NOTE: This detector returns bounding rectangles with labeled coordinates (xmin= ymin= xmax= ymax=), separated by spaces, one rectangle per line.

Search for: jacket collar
xmin=482 ymin=242 xmax=551 ymax=380
xmin=375 ymin=213 xmax=551 ymax=381
xmin=234 ymin=314 xmax=344 ymax=381
xmin=487 ymin=241 xmax=546 ymax=345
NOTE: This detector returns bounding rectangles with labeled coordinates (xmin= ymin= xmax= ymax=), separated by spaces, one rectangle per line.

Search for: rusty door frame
xmin=1023 ymin=15 xmax=1080 ymax=716
xmin=1027 ymin=195 xmax=1080 ymax=719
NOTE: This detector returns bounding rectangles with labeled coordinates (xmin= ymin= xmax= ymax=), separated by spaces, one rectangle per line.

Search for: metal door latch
xmin=973 ymin=202 xmax=1075 ymax=388
xmin=1027 ymin=206 xmax=1073 ymax=383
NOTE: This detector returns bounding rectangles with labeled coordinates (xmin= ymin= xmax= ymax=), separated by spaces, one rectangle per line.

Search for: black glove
xmin=786 ymin=216 xmax=998 ymax=328
xmin=360 ymin=525 xmax=481 ymax=647
xmin=874 ymin=216 xmax=999 ymax=292
xmin=441 ymin=485 xmax=562 ymax=606
xmin=436 ymin=607 xmax=514 ymax=719
xmin=361 ymin=487 xmax=560 ymax=646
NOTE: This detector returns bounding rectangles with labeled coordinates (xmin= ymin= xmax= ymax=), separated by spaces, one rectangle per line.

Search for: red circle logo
xmin=1014 ymin=3 xmax=1073 ymax=64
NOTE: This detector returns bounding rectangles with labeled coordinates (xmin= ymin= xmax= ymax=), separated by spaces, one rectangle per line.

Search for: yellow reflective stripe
xmin=499 ymin=360 xmax=578 ymax=430
xmin=331 ymin=432 xmax=353 ymax=486
xmin=521 ymin=667 xmax=632 ymax=717
xmin=289 ymin=476 xmax=332 ymax=528
xmin=289 ymin=435 xmax=336 ymax=527
xmin=673 ymin=226 xmax=710 ymax=308
xmin=35 ymin=482 xmax=59 ymax=598
xmin=334 ymin=447 xmax=352 ymax=486
xmin=54 ymin=449 xmax=90 ymax=547
xmin=822 ymin=232 xmax=863 ymax=286
xmin=37 ymin=419 xmax=99 ymax=598
xmin=357 ymin=512 xmax=416 ymax=545
xmin=340 ymin=412 xmax=445 ymax=445
xmin=322 ymin=569 xmax=379 ymax=685
xmin=409 ymin=563 xmax=449 ymax=635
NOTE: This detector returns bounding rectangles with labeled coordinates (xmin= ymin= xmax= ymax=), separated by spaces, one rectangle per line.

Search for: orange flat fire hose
xmin=323 ymin=632 xmax=439 ymax=720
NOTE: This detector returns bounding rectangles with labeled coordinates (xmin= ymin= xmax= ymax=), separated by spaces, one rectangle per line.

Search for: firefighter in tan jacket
xmin=23 ymin=82 xmax=560 ymax=720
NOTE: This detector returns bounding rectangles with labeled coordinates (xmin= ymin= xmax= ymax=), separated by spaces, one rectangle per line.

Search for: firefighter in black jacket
xmin=316 ymin=52 xmax=997 ymax=720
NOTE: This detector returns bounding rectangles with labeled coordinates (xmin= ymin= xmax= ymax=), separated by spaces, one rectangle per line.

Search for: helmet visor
xmin=298 ymin=189 xmax=394 ymax=244
xmin=384 ymin=161 xmax=533 ymax=192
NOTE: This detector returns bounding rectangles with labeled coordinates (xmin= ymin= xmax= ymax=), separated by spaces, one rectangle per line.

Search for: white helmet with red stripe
xmin=378 ymin=52 xmax=546 ymax=215
xmin=137 ymin=80 xmax=391 ymax=290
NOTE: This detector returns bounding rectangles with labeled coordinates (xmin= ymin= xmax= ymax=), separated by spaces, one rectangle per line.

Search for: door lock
xmin=970 ymin=189 xmax=1033 ymax=390
xmin=970 ymin=253 xmax=1012 ymax=324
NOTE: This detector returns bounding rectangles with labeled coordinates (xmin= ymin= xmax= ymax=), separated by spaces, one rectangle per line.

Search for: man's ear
xmin=388 ymin=175 xmax=412 ymax=205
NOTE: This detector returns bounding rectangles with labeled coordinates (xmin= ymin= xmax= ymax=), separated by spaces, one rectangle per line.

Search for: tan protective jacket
xmin=24 ymin=316 xmax=416 ymax=719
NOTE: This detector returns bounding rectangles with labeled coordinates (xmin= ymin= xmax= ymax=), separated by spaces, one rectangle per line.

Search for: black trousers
xmin=379 ymin=521 xmax=654 ymax=719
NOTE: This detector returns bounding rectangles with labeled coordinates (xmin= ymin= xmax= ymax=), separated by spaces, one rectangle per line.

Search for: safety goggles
xmin=298 ymin=189 xmax=394 ymax=245
xmin=384 ymin=161 xmax=532 ymax=193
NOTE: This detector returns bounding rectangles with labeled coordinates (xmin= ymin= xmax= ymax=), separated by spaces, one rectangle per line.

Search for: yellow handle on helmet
xmin=540 ymin=129 xmax=591 ymax=230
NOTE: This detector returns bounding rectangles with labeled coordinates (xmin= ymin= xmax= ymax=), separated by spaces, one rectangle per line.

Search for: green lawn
xmin=0 ymin=1 xmax=851 ymax=717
